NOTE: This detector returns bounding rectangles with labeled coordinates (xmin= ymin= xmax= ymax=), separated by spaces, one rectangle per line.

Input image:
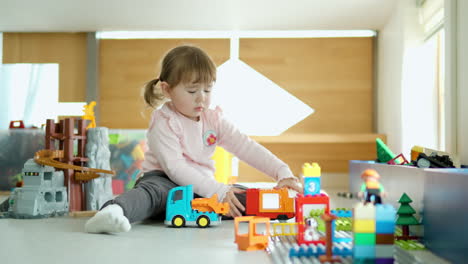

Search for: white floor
xmin=0 ymin=187 xmax=451 ymax=264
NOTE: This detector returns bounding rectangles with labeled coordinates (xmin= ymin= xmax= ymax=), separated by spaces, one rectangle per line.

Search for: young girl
xmin=85 ymin=45 xmax=302 ymax=233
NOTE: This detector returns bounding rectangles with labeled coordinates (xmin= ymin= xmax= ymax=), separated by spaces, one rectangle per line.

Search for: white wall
xmin=377 ymin=1 xmax=438 ymax=157
xmin=456 ymin=1 xmax=468 ymax=164
xmin=379 ymin=0 xmax=468 ymax=165
xmin=377 ymin=4 xmax=404 ymax=155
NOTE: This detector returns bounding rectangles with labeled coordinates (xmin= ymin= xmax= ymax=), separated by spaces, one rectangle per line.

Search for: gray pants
xmin=102 ymin=170 xmax=246 ymax=223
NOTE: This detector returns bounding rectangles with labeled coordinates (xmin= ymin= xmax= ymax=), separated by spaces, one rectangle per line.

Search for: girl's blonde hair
xmin=143 ymin=45 xmax=217 ymax=109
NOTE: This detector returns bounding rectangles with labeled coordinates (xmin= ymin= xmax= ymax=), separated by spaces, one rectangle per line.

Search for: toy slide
xmin=34 ymin=149 xmax=115 ymax=181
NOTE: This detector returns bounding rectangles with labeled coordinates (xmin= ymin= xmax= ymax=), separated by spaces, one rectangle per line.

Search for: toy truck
xmin=165 ymin=185 xmax=230 ymax=228
xmin=245 ymin=188 xmax=295 ymax=220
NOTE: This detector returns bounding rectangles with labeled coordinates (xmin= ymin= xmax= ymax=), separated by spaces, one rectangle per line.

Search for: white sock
xmin=85 ymin=204 xmax=131 ymax=233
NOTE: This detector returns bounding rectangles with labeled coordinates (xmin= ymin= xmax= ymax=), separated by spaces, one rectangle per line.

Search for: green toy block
xmin=376 ymin=138 xmax=396 ymax=163
xmin=109 ymin=134 xmax=121 ymax=145
xmin=354 ymin=233 xmax=376 ymax=245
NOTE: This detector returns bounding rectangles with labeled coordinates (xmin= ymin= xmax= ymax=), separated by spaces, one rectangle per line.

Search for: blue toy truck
xmin=165 ymin=185 xmax=230 ymax=228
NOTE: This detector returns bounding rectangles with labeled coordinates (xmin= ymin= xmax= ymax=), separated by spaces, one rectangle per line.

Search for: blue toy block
xmin=332 ymin=242 xmax=353 ymax=256
xmin=331 ymin=209 xmax=352 ymax=218
xmin=354 ymin=245 xmax=376 ymax=258
xmin=375 ymin=204 xmax=396 ymax=222
xmin=289 ymin=246 xmax=299 ymax=257
xmin=376 ymin=221 xmax=395 ymax=234
xmin=289 ymin=242 xmax=353 ymax=258
xmin=303 ymin=177 xmax=321 ymax=196
xmin=130 ymin=169 xmax=140 ymax=180
xmin=120 ymin=154 xmax=134 ymax=168
xmin=332 ymin=219 xmax=353 ymax=243
xmin=375 ymin=245 xmax=394 ymax=258
xmin=375 ymin=258 xmax=394 ymax=264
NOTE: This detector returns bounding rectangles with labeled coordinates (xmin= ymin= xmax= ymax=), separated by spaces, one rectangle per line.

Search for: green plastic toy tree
xmin=376 ymin=138 xmax=395 ymax=163
xmin=396 ymin=193 xmax=419 ymax=240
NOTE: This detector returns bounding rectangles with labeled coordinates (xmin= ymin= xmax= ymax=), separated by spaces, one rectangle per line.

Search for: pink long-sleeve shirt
xmin=141 ymin=102 xmax=295 ymax=202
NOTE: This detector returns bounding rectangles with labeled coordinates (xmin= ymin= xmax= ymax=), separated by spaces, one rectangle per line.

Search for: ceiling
xmin=0 ymin=0 xmax=397 ymax=32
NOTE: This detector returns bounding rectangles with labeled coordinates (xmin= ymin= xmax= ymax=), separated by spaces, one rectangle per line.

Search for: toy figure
xmin=304 ymin=217 xmax=321 ymax=241
xmin=82 ymin=101 xmax=97 ymax=129
xmin=357 ymin=169 xmax=386 ymax=204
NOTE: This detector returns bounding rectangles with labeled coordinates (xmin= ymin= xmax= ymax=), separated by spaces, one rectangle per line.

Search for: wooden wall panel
xmin=99 ymin=39 xmax=230 ymax=128
xmin=240 ymin=37 xmax=374 ymax=134
xmin=237 ymin=134 xmax=386 ymax=183
xmin=2 ymin=33 xmax=87 ymax=102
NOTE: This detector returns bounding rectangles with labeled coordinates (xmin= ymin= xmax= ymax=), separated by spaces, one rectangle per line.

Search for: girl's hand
xmin=223 ymin=187 xmax=246 ymax=218
xmin=274 ymin=177 xmax=303 ymax=193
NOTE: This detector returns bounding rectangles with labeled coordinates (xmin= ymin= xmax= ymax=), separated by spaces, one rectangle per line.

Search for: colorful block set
xmin=353 ymin=203 xmax=396 ymax=263
xmin=302 ymin=162 xmax=321 ymax=196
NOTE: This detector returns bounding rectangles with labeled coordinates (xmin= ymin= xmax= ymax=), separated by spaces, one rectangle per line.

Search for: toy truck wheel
xmin=277 ymin=214 xmax=289 ymax=221
xmin=171 ymin=215 xmax=186 ymax=227
xmin=417 ymin=158 xmax=431 ymax=168
xmin=196 ymin=215 xmax=210 ymax=228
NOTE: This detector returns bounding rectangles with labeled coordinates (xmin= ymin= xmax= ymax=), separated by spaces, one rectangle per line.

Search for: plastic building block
xmin=387 ymin=153 xmax=409 ymax=165
xmin=354 ymin=245 xmax=376 ymax=258
xmin=376 ymin=222 xmax=395 ymax=234
xmin=112 ymin=179 xmax=125 ymax=195
xmin=319 ymin=213 xmax=340 ymax=263
xmin=335 ymin=218 xmax=352 ymax=231
xmin=272 ymin=222 xmax=297 ymax=236
xmin=374 ymin=258 xmax=394 ymax=264
xmin=376 ymin=234 xmax=394 ymax=244
xmin=302 ymin=163 xmax=321 ymax=196
xmin=212 ymin=146 xmax=234 ymax=184
xmin=165 ymin=185 xmax=229 ymax=228
xmin=9 ymin=120 xmax=25 ymax=129
xmin=376 ymin=138 xmax=395 ymax=163
xmin=354 ymin=203 xmax=376 ymax=219
xmin=289 ymin=242 xmax=353 ymax=258
xmin=303 ymin=177 xmax=321 ymax=196
xmin=295 ymin=193 xmax=330 ymax=245
xmin=394 ymin=240 xmax=425 ymax=250
xmin=331 ymin=209 xmax=352 ymax=218
xmin=375 ymin=204 xmax=396 ymax=222
xmin=234 ymin=216 xmax=270 ymax=251
xmin=302 ymin=162 xmax=321 ymax=177
xmin=375 ymin=245 xmax=394 ymax=258
xmin=354 ymin=219 xmax=376 ymax=233
xmin=395 ymin=193 xmax=419 ymax=240
xmin=354 ymin=233 xmax=376 ymax=245
xmin=332 ymin=230 xmax=352 ymax=243
xmin=245 ymin=188 xmax=295 ymax=220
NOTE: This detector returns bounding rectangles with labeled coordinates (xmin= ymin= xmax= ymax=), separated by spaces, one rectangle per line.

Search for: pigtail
xmin=143 ymin=78 xmax=165 ymax=109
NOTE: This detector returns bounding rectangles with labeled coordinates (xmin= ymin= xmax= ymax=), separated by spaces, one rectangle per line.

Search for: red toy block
xmin=112 ymin=179 xmax=125 ymax=195
xmin=295 ymin=193 xmax=330 ymax=245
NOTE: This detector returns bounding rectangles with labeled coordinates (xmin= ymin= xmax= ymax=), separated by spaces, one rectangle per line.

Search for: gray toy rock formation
xmin=85 ymin=127 xmax=113 ymax=211
xmin=7 ymin=159 xmax=68 ymax=218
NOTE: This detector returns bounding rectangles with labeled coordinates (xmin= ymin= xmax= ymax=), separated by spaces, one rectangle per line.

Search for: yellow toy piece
xmin=82 ymin=101 xmax=97 ymax=129
xmin=302 ymin=162 xmax=321 ymax=177
xmin=212 ymin=146 xmax=234 ymax=184
xmin=272 ymin=222 xmax=298 ymax=236
xmin=353 ymin=219 xmax=376 ymax=233
xmin=234 ymin=216 xmax=271 ymax=251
